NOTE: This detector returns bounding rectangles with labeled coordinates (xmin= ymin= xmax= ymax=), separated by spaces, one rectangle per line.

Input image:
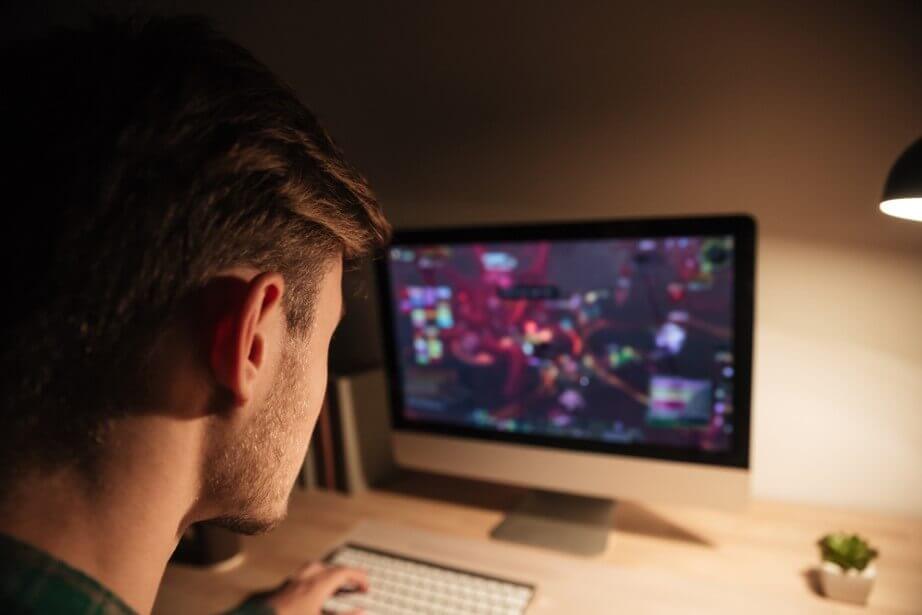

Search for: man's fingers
xmin=315 ymin=565 xmax=370 ymax=595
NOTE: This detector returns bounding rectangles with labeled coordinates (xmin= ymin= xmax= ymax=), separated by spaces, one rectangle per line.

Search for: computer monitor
xmin=376 ymin=215 xmax=755 ymax=554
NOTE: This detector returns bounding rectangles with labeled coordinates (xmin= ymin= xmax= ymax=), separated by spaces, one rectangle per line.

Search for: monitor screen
xmin=378 ymin=217 xmax=754 ymax=467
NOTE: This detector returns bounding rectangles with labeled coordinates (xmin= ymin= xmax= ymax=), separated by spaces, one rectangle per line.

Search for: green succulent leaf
xmin=818 ymin=533 xmax=879 ymax=572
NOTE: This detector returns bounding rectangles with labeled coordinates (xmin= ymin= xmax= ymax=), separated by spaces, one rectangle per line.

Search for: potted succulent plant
xmin=817 ymin=532 xmax=879 ymax=605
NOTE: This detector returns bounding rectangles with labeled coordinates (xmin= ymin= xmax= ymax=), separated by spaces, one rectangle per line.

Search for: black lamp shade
xmin=880 ymin=137 xmax=922 ymax=222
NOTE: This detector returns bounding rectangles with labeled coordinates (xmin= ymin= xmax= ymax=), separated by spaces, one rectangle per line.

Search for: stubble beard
xmin=205 ymin=341 xmax=311 ymax=535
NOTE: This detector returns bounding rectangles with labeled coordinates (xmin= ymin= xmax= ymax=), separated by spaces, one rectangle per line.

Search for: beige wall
xmin=12 ymin=1 xmax=919 ymax=514
xmin=756 ymin=239 xmax=921 ymax=514
xmin=227 ymin=1 xmax=921 ymax=515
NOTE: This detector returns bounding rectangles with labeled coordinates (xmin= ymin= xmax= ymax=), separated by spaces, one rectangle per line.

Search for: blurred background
xmin=5 ymin=1 xmax=921 ymax=515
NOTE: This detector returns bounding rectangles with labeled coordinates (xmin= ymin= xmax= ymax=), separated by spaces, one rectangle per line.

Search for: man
xmin=0 ymin=14 xmax=390 ymax=615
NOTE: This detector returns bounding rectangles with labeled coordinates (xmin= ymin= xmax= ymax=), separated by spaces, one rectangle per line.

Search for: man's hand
xmin=257 ymin=562 xmax=369 ymax=615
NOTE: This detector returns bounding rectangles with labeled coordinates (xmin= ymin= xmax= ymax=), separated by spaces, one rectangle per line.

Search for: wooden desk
xmin=154 ymin=473 xmax=922 ymax=614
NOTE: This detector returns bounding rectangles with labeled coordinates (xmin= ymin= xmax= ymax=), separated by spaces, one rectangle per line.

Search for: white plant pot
xmin=819 ymin=561 xmax=876 ymax=605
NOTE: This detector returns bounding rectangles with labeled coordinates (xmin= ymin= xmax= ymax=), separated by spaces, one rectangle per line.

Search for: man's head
xmin=0 ymin=15 xmax=390 ymax=532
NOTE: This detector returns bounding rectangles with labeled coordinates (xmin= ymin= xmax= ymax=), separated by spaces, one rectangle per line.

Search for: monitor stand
xmin=490 ymin=489 xmax=615 ymax=556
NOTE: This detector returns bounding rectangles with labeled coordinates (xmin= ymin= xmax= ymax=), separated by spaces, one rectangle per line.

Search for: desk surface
xmin=154 ymin=473 xmax=922 ymax=614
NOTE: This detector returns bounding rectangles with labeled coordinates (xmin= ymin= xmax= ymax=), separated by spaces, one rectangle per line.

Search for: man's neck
xmin=0 ymin=415 xmax=206 ymax=614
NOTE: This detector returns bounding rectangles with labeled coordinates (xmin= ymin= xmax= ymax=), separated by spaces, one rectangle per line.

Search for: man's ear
xmin=208 ymin=272 xmax=286 ymax=405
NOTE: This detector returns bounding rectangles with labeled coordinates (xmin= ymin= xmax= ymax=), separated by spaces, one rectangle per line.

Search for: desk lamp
xmin=880 ymin=137 xmax=922 ymax=222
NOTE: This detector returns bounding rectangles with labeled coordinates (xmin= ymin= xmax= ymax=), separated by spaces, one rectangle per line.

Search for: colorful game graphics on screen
xmin=402 ymin=285 xmax=453 ymax=365
xmin=386 ymin=235 xmax=737 ymax=453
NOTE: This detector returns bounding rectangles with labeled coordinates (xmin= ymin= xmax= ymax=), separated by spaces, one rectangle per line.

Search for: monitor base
xmin=490 ymin=490 xmax=615 ymax=556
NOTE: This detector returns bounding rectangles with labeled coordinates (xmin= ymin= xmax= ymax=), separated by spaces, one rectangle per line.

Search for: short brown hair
xmin=0 ymin=15 xmax=390 ymax=477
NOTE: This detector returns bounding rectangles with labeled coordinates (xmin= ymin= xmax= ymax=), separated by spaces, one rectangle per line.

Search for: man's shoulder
xmin=0 ymin=533 xmax=136 ymax=615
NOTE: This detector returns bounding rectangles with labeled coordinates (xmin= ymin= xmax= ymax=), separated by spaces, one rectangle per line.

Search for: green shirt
xmin=0 ymin=533 xmax=273 ymax=615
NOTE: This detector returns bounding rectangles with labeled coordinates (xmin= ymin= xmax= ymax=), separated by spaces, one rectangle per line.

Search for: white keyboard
xmin=322 ymin=543 xmax=535 ymax=615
